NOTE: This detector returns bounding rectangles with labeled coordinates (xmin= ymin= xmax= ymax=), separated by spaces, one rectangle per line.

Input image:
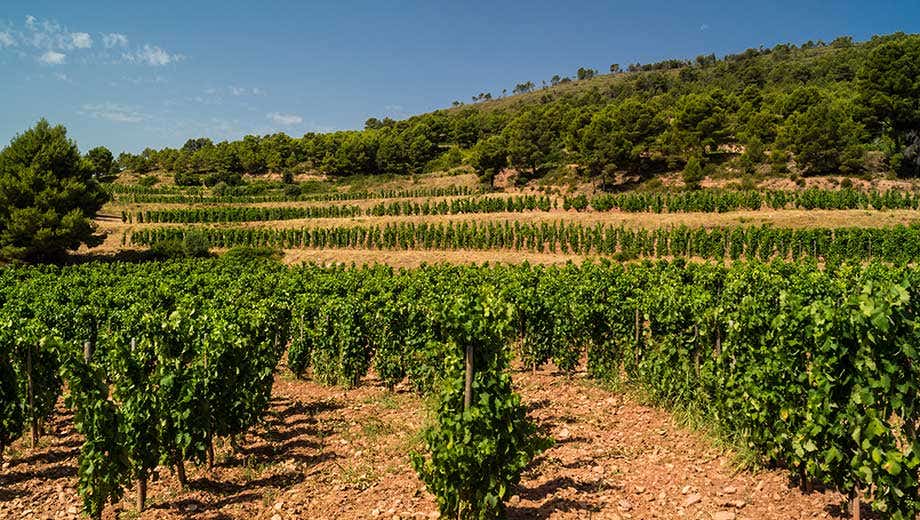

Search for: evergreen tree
xmin=0 ymin=120 xmax=109 ymax=261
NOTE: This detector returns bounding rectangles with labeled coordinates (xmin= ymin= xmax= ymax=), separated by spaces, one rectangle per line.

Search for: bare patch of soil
xmin=2 ymin=368 xmax=859 ymax=519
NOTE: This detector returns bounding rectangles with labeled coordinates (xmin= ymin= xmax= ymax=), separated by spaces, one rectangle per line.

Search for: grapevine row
xmin=130 ymin=221 xmax=920 ymax=263
xmin=581 ymin=187 xmax=920 ymax=212
xmin=125 ymin=204 xmax=361 ymax=223
xmin=115 ymin=187 xmax=920 ymax=213
xmin=2 ymin=259 xmax=919 ymax=516
xmin=126 ymin=195 xmax=553 ymax=223
xmin=111 ymin=184 xmax=484 ymax=204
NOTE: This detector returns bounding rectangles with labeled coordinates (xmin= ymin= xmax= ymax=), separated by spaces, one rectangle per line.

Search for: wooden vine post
xmin=464 ymin=343 xmax=473 ymax=411
xmin=714 ymin=324 xmax=721 ymax=358
xmin=131 ymin=338 xmax=147 ymax=513
xmin=693 ymin=325 xmax=700 ymax=378
xmin=851 ymin=493 xmax=860 ymax=520
xmin=204 ymin=342 xmax=214 ymax=470
xmin=83 ymin=340 xmax=92 ymax=363
xmin=27 ymin=344 xmax=37 ymax=448
xmin=634 ymin=307 xmax=641 ymax=366
xmin=459 ymin=341 xmax=474 ymax=520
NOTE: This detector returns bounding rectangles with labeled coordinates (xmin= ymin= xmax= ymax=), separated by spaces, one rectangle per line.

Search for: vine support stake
xmin=464 ymin=343 xmax=473 ymax=411
xmin=634 ymin=307 xmax=641 ymax=366
xmin=850 ymin=494 xmax=860 ymax=520
xmin=137 ymin=477 xmax=146 ymax=512
xmin=83 ymin=341 xmax=92 ymax=364
xmin=715 ymin=324 xmax=721 ymax=358
xmin=27 ymin=344 xmax=37 ymax=449
xmin=176 ymin=458 xmax=187 ymax=489
xmin=693 ymin=325 xmax=700 ymax=378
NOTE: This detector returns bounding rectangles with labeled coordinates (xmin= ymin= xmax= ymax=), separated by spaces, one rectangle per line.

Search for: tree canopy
xmin=111 ymin=32 xmax=920 ymax=183
xmin=0 ymin=119 xmax=108 ymax=262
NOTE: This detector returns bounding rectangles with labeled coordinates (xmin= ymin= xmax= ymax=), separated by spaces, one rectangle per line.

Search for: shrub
xmin=182 ymin=231 xmax=211 ymax=258
xmin=138 ymin=175 xmax=159 ymax=187
xmin=284 ymin=184 xmax=302 ymax=198
xmin=412 ymin=292 xmax=551 ymax=519
xmin=221 ymin=246 xmax=283 ymax=262
xmin=149 ymin=232 xmax=211 ymax=259
xmin=174 ymin=172 xmax=198 ymax=186
xmin=149 ymin=239 xmax=186 ymax=259
xmin=211 ymin=182 xmax=229 ymax=197
xmin=682 ymin=155 xmax=704 ymax=189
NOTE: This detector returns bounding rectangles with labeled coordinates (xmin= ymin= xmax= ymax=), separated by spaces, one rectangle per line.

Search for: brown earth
xmin=100 ymin=208 xmax=920 ymax=233
xmin=1 ymin=367 xmax=862 ymax=520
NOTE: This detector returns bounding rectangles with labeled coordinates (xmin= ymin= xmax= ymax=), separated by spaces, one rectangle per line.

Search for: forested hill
xmin=116 ymin=32 xmax=920 ymax=188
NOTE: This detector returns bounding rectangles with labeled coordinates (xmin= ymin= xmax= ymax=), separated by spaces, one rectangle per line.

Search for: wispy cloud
xmin=383 ymin=104 xmax=408 ymax=118
xmin=39 ymin=50 xmax=66 ymax=65
xmin=53 ymin=71 xmax=73 ymax=83
xmin=700 ymin=24 xmax=710 ymax=31
xmin=122 ymin=44 xmax=183 ymax=66
xmin=1 ymin=16 xmax=183 ymax=67
xmin=102 ymin=33 xmax=128 ymax=48
xmin=267 ymin=112 xmax=303 ymax=125
xmin=71 ymin=32 xmax=92 ymax=49
xmin=20 ymin=15 xmax=87 ymax=52
xmin=229 ymin=86 xmax=264 ymax=96
xmin=79 ymin=102 xmax=146 ymax=123
xmin=122 ymin=75 xmax=167 ymax=85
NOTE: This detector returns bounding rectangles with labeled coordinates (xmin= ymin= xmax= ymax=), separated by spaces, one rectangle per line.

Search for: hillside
xmin=114 ymin=32 xmax=920 ymax=192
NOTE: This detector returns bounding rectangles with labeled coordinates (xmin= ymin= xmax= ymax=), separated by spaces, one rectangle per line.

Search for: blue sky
xmin=1 ymin=1 xmax=919 ymax=154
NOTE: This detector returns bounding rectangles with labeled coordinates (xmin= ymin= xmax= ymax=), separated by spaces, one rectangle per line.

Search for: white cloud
xmin=229 ymin=86 xmax=264 ymax=96
xmin=80 ymin=102 xmax=146 ymax=123
xmin=53 ymin=71 xmax=72 ymax=83
xmin=102 ymin=33 xmax=128 ymax=48
xmin=39 ymin=50 xmax=66 ymax=65
xmin=71 ymin=32 xmax=92 ymax=48
xmin=700 ymin=24 xmax=710 ymax=31
xmin=122 ymin=44 xmax=183 ymax=66
xmin=267 ymin=112 xmax=303 ymax=125
xmin=22 ymin=16 xmax=73 ymax=51
xmin=2 ymin=18 xmax=184 ymax=67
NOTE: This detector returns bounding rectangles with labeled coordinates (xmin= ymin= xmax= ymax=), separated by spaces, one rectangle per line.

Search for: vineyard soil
xmin=1 ymin=367 xmax=860 ymax=519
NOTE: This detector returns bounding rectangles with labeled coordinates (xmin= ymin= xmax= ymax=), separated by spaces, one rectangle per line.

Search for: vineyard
xmin=109 ymin=184 xmax=485 ymax=205
xmin=128 ymin=221 xmax=920 ymax=263
xmin=1 ymin=258 xmax=919 ymax=518
xmin=11 ymin=175 xmax=919 ymax=518
xmin=5 ymin=19 xmax=920 ymax=520
xmin=120 ymin=188 xmax=920 ymax=222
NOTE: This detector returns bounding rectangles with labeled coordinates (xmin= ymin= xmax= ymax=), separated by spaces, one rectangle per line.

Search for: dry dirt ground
xmin=101 ymin=208 xmax=920 ymax=233
xmin=1 ymin=367 xmax=861 ymax=520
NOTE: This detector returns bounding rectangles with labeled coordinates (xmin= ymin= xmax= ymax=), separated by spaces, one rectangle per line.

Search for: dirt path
xmin=102 ymin=208 xmax=920 ymax=232
xmin=1 ymin=368 xmax=856 ymax=520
